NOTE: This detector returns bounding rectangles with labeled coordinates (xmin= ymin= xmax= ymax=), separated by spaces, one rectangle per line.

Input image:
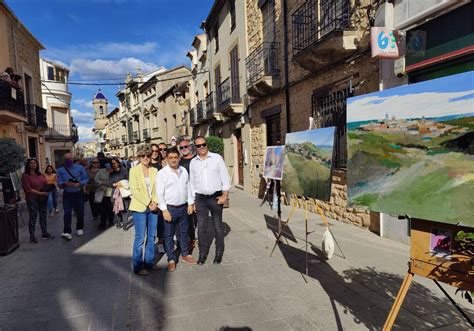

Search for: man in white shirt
xmin=189 ymin=136 xmax=231 ymax=265
xmin=156 ymin=148 xmax=197 ymax=272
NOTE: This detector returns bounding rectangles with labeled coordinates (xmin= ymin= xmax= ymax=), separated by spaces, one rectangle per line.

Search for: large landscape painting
xmin=282 ymin=127 xmax=335 ymax=201
xmin=347 ymin=71 xmax=474 ymax=226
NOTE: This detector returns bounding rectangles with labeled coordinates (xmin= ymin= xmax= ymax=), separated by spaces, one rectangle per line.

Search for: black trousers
xmin=99 ymin=196 xmax=114 ymax=227
xmin=27 ymin=198 xmax=48 ymax=236
xmin=195 ymin=195 xmax=224 ymax=257
xmin=87 ymin=191 xmax=101 ymax=219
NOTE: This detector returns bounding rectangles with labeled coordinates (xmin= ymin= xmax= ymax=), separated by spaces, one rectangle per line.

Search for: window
xmin=261 ymin=0 xmax=276 ymax=42
xmin=266 ymin=114 xmax=281 ymax=146
xmin=99 ymin=106 xmax=103 ymax=115
xmin=311 ymin=86 xmax=351 ymax=169
xmin=229 ymin=0 xmax=236 ymax=31
xmin=47 ymin=67 xmax=54 ymax=81
xmin=213 ymin=26 xmax=219 ymax=53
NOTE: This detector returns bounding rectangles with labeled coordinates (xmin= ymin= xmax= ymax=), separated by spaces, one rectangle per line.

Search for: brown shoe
xmin=180 ymin=255 xmax=197 ymax=265
xmin=135 ymin=269 xmax=149 ymax=276
xmin=189 ymin=240 xmax=197 ymax=249
xmin=167 ymin=261 xmax=176 ymax=272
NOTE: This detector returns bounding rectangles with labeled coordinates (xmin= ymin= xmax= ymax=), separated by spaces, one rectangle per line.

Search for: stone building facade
xmin=0 ymin=1 xmax=48 ymax=170
xmin=245 ymin=0 xmax=379 ymax=227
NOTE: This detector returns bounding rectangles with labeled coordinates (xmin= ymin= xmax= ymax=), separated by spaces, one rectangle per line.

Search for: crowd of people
xmin=20 ymin=136 xmax=230 ymax=275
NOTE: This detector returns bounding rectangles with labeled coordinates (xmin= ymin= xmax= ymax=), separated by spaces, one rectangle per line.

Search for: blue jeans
xmin=63 ymin=191 xmax=85 ymax=234
xmin=132 ymin=209 xmax=158 ymax=273
xmin=157 ymin=212 xmax=164 ymax=240
xmin=47 ymin=190 xmax=57 ymax=213
xmin=164 ymin=205 xmax=190 ymax=262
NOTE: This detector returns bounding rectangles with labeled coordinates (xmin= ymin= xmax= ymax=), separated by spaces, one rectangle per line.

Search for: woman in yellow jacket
xmin=129 ymin=145 xmax=159 ymax=276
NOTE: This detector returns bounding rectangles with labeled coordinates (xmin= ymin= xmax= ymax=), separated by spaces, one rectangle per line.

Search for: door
xmin=230 ymin=45 xmax=240 ymax=103
xmin=236 ymin=129 xmax=244 ymax=186
xmin=214 ymin=65 xmax=221 ymax=104
xmin=266 ymin=114 xmax=281 ymax=146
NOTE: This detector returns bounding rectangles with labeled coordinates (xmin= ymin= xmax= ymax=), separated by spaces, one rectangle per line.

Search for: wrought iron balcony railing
xmin=216 ymin=77 xmax=241 ymax=109
xmin=205 ymin=92 xmax=215 ymax=117
xmin=246 ymin=42 xmax=279 ymax=87
xmin=143 ymin=128 xmax=150 ymax=140
xmin=189 ymin=107 xmax=197 ymax=126
xmin=132 ymin=132 xmax=139 ymax=142
xmin=196 ymin=100 xmax=204 ymax=121
xmin=44 ymin=124 xmax=75 ymax=141
xmin=0 ymin=80 xmax=26 ymax=118
xmin=121 ymin=135 xmax=127 ymax=144
xmin=25 ymin=104 xmax=48 ymax=128
xmin=292 ymin=0 xmax=351 ymax=55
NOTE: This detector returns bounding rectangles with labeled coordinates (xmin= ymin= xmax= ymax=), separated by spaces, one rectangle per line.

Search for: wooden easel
xmin=383 ymin=219 xmax=474 ymax=330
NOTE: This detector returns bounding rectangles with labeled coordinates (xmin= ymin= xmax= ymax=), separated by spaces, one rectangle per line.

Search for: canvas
xmin=347 ymin=71 xmax=474 ymax=226
xmin=263 ymin=146 xmax=285 ymax=180
xmin=282 ymin=127 xmax=335 ymax=201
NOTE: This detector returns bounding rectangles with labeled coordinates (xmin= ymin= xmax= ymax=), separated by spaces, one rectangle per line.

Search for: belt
xmin=167 ymin=203 xmax=187 ymax=208
xmin=196 ymin=191 xmax=222 ymax=198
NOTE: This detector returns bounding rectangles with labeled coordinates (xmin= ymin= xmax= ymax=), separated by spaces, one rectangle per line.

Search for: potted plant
xmin=0 ymin=138 xmax=25 ymax=255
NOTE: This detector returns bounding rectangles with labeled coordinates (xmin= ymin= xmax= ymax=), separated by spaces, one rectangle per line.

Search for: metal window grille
xmin=311 ymin=86 xmax=350 ymax=169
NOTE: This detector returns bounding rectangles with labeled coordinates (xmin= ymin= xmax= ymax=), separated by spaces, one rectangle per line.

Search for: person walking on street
xmin=178 ymin=138 xmax=197 ymax=249
xmin=150 ymin=143 xmax=165 ymax=253
xmin=129 ymin=145 xmax=159 ymax=276
xmin=189 ymin=136 xmax=231 ymax=265
xmin=157 ymin=148 xmax=197 ymax=272
xmin=86 ymin=159 xmax=101 ymax=223
xmin=96 ymin=158 xmax=128 ymax=229
xmin=57 ymin=152 xmax=89 ymax=241
xmin=44 ymin=165 xmax=58 ymax=218
xmin=21 ymin=159 xmax=54 ymax=243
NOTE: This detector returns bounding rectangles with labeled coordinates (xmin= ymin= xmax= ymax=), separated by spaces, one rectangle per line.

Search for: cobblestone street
xmin=0 ymin=189 xmax=472 ymax=330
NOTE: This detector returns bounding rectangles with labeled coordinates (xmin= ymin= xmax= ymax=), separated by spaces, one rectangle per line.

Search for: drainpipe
xmin=283 ymin=0 xmax=291 ymax=134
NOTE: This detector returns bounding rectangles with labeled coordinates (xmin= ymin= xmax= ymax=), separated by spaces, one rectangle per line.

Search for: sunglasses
xmin=179 ymin=145 xmax=190 ymax=150
xmin=195 ymin=143 xmax=207 ymax=149
xmin=139 ymin=154 xmax=151 ymax=158
xmin=151 ymin=149 xmax=159 ymax=153
xmin=159 ymin=148 xmax=167 ymax=151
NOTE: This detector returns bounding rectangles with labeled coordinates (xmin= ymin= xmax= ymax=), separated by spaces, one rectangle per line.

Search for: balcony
xmin=143 ymin=128 xmax=150 ymax=141
xmin=25 ymin=104 xmax=48 ymax=130
xmin=216 ymin=78 xmax=243 ymax=116
xmin=196 ymin=100 xmax=205 ymax=122
xmin=110 ymin=138 xmax=120 ymax=148
xmin=292 ymin=0 xmax=357 ymax=71
xmin=189 ymin=108 xmax=197 ymax=126
xmin=132 ymin=132 xmax=139 ymax=142
xmin=44 ymin=124 xmax=77 ymax=142
xmin=121 ymin=135 xmax=127 ymax=145
xmin=205 ymin=92 xmax=221 ymax=122
xmin=0 ymin=80 xmax=26 ymax=123
xmin=246 ymin=42 xmax=280 ymax=97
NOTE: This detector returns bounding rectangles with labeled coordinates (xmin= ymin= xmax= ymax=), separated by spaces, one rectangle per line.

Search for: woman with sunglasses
xmin=21 ymin=159 xmax=54 ymax=243
xmin=44 ymin=165 xmax=58 ymax=217
xmin=86 ymin=159 xmax=101 ymax=222
xmin=149 ymin=143 xmax=166 ymax=252
xmin=129 ymin=145 xmax=159 ymax=276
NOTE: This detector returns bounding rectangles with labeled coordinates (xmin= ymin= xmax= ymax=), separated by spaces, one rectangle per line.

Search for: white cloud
xmin=44 ymin=42 xmax=158 ymax=63
xmin=73 ymin=98 xmax=93 ymax=109
xmin=71 ymin=108 xmax=94 ymax=127
xmin=348 ymin=90 xmax=474 ymax=122
xmin=70 ymin=57 xmax=159 ymax=80
xmin=78 ymin=126 xmax=95 ymax=141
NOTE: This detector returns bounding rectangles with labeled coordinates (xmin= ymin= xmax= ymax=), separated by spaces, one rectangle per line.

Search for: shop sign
xmin=371 ymin=27 xmax=400 ymax=59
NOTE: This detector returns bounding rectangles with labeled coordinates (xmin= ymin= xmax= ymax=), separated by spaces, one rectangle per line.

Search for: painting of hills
xmin=282 ymin=127 xmax=335 ymax=201
xmin=347 ymin=71 xmax=474 ymax=226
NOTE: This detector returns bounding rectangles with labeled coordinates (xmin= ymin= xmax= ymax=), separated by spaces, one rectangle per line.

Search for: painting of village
xmin=282 ymin=127 xmax=335 ymax=201
xmin=263 ymin=146 xmax=285 ymax=180
xmin=347 ymin=71 xmax=474 ymax=226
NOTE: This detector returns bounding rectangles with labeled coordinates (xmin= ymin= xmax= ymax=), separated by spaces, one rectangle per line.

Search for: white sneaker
xmin=61 ymin=233 xmax=72 ymax=241
xmin=77 ymin=229 xmax=84 ymax=236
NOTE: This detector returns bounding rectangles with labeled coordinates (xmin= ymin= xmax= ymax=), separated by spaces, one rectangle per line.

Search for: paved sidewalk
xmin=0 ymin=189 xmax=472 ymax=330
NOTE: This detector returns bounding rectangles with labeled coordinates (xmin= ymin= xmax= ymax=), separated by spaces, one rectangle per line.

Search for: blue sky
xmin=7 ymin=0 xmax=214 ymax=140
xmin=286 ymin=127 xmax=336 ymax=147
xmin=347 ymin=71 xmax=474 ymax=123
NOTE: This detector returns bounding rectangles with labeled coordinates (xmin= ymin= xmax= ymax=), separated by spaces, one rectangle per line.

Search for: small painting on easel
xmin=263 ymin=146 xmax=285 ymax=180
xmin=429 ymin=227 xmax=452 ymax=259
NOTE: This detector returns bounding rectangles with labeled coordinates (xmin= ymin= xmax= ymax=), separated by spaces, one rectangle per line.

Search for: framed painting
xmin=263 ymin=146 xmax=285 ymax=180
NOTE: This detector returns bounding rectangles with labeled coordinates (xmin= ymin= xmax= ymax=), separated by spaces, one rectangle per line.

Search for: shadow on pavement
xmin=274 ymin=237 xmax=473 ymax=329
xmin=264 ymin=214 xmax=297 ymax=243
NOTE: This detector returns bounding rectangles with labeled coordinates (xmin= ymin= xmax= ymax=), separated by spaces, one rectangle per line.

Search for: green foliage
xmin=0 ymin=139 xmax=25 ymax=175
xmin=353 ymin=193 xmax=379 ymax=206
xmin=206 ymin=135 xmax=224 ymax=155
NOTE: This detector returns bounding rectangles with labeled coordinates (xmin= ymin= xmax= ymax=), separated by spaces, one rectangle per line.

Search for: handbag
xmin=94 ymin=189 xmax=105 ymax=203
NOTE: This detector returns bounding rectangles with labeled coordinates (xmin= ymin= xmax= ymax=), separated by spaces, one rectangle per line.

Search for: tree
xmin=206 ymin=135 xmax=224 ymax=156
xmin=0 ymin=139 xmax=25 ymax=175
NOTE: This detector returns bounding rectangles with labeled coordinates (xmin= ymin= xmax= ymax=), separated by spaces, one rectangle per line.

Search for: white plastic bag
xmin=322 ymin=228 xmax=335 ymax=260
